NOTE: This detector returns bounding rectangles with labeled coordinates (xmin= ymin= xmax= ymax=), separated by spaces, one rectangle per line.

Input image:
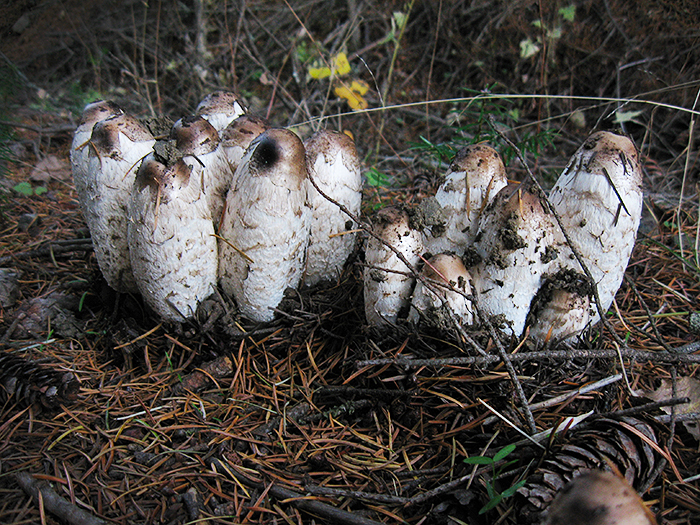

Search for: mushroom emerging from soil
xmin=425 ymin=144 xmax=508 ymax=256
xmin=128 ymin=153 xmax=218 ymax=321
xmin=527 ymin=268 xmax=593 ymax=344
xmin=471 ymin=185 xmax=561 ymax=337
xmin=195 ymin=91 xmax=246 ymax=132
xmin=218 ymin=128 xmax=311 ymax=323
xmin=303 ymin=129 xmax=362 ymax=287
xmin=548 ymin=131 xmax=643 ymax=325
xmin=171 ymin=115 xmax=231 ymax=226
xmin=541 ymin=470 xmax=657 ymax=525
xmin=408 ymin=253 xmax=473 ymax=328
xmin=364 ymin=206 xmax=424 ymax=326
xmin=82 ymin=113 xmax=156 ymax=293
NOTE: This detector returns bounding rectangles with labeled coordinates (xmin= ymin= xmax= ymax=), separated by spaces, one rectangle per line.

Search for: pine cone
xmin=516 ymin=416 xmax=659 ymax=522
xmin=0 ymin=352 xmax=79 ymax=408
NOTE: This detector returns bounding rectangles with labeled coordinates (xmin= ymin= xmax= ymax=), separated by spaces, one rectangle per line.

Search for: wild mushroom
xmin=195 ymin=91 xmax=246 ymax=132
xmin=408 ymin=253 xmax=473 ymax=328
xmin=364 ymin=206 xmax=424 ymax=326
xmin=471 ymin=185 xmax=561 ymax=337
xmin=83 ymin=113 xmax=155 ymax=293
xmin=425 ymin=144 xmax=508 ymax=256
xmin=219 ymin=114 xmax=269 ymax=190
xmin=548 ymin=131 xmax=643 ymax=325
xmin=541 ymin=470 xmax=657 ymax=525
xmin=171 ymin=115 xmax=231 ymax=226
xmin=527 ymin=268 xmax=593 ymax=344
xmin=71 ymin=100 xmax=124 ymax=187
xmin=218 ymin=128 xmax=311 ymax=323
xmin=303 ymin=129 xmax=362 ymax=287
xmin=127 ymin=153 xmax=217 ymax=321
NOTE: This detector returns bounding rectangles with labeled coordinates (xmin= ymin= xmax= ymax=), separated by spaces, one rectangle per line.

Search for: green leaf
xmin=34 ymin=186 xmax=47 ymax=196
xmin=365 ymin=168 xmax=389 ymax=187
xmin=492 ymin=443 xmax=517 ymax=463
xmin=463 ymin=455 xmax=493 ymax=466
xmin=501 ymin=479 xmax=527 ymax=498
xmin=519 ymin=38 xmax=541 ymax=59
xmin=559 ymin=5 xmax=576 ymax=22
xmin=479 ymin=493 xmax=503 ymax=514
xmin=13 ymin=181 xmax=34 ymax=196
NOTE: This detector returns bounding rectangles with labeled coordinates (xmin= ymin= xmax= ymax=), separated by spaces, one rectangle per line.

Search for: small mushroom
xmin=171 ymin=115 xmax=231 ymax=226
xmin=195 ymin=91 xmax=246 ymax=132
xmin=527 ymin=268 xmax=593 ymax=344
xmin=364 ymin=206 xmax=424 ymax=326
xmin=128 ymin=153 xmax=217 ymax=321
xmin=83 ymin=113 xmax=155 ymax=293
xmin=472 ymin=185 xmax=561 ymax=337
xmin=218 ymin=128 xmax=311 ymax=323
xmin=219 ymin=114 xmax=269 ymax=189
xmin=541 ymin=470 xmax=657 ymax=525
xmin=408 ymin=253 xmax=473 ymax=328
xmin=425 ymin=144 xmax=508 ymax=255
xmin=548 ymin=131 xmax=643 ymax=325
xmin=303 ymin=129 xmax=362 ymax=287
xmin=71 ymin=100 xmax=124 ymax=184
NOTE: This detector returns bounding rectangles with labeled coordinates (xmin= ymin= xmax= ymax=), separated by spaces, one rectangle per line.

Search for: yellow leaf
xmin=334 ymin=85 xmax=368 ymax=111
xmin=332 ymin=52 xmax=351 ymax=76
xmin=308 ymin=65 xmax=332 ymax=80
xmin=350 ymin=79 xmax=369 ymax=95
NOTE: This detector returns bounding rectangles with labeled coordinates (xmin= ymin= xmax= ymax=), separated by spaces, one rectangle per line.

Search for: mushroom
xmin=171 ymin=115 xmax=231 ymax=226
xmin=425 ymin=144 xmax=508 ymax=256
xmin=471 ymin=185 xmax=561 ymax=337
xmin=541 ymin=470 xmax=657 ymax=525
xmin=364 ymin=206 xmax=424 ymax=326
xmin=219 ymin=114 xmax=269 ymax=189
xmin=408 ymin=253 xmax=473 ymax=328
xmin=127 ymin=153 xmax=218 ymax=321
xmin=218 ymin=128 xmax=311 ymax=323
xmin=83 ymin=113 xmax=155 ymax=292
xmin=71 ymin=100 xmax=124 ymax=185
xmin=195 ymin=91 xmax=246 ymax=132
xmin=527 ymin=268 xmax=593 ymax=344
xmin=548 ymin=131 xmax=643 ymax=325
xmin=303 ymin=129 xmax=362 ymax=287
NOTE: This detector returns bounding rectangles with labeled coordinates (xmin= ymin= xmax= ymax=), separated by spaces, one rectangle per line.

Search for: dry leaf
xmin=29 ymin=155 xmax=70 ymax=182
xmin=643 ymin=376 xmax=700 ymax=440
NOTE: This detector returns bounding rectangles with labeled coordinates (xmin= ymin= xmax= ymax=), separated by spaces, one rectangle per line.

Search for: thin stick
xmin=16 ymin=471 xmax=107 ymax=525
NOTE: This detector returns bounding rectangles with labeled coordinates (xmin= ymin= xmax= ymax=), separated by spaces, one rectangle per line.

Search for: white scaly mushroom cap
xmin=425 ymin=144 xmax=508 ymax=256
xmin=128 ymin=153 xmax=217 ymax=321
xmin=527 ymin=268 xmax=593 ymax=344
xmin=71 ymin=101 xmax=124 ymax=207
xmin=408 ymin=253 xmax=473 ymax=328
xmin=548 ymin=131 xmax=643 ymax=325
xmin=541 ymin=470 xmax=657 ymax=525
xmin=303 ymin=129 xmax=362 ymax=287
xmin=219 ymin=114 xmax=269 ymax=189
xmin=472 ymin=185 xmax=561 ymax=337
xmin=218 ymin=128 xmax=311 ymax=323
xmin=171 ymin=115 xmax=232 ymax=226
xmin=84 ymin=113 xmax=155 ymax=293
xmin=195 ymin=91 xmax=246 ymax=132
xmin=364 ymin=206 xmax=424 ymax=326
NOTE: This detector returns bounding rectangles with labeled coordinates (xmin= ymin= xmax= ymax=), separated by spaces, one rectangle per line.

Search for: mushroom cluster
xmin=365 ymin=132 xmax=643 ymax=344
xmin=71 ymin=92 xmax=362 ymax=323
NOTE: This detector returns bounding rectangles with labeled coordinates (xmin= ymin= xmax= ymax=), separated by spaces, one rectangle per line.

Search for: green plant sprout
xmin=463 ymin=443 xmax=527 ymax=514
xmin=411 ymin=87 xmax=558 ymax=168
xmin=13 ymin=181 xmax=47 ymax=197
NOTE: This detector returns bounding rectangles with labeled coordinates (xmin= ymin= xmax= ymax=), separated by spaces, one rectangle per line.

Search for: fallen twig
xmin=211 ymin=459 xmax=386 ymax=525
xmin=15 ymin=471 xmax=107 ymax=525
